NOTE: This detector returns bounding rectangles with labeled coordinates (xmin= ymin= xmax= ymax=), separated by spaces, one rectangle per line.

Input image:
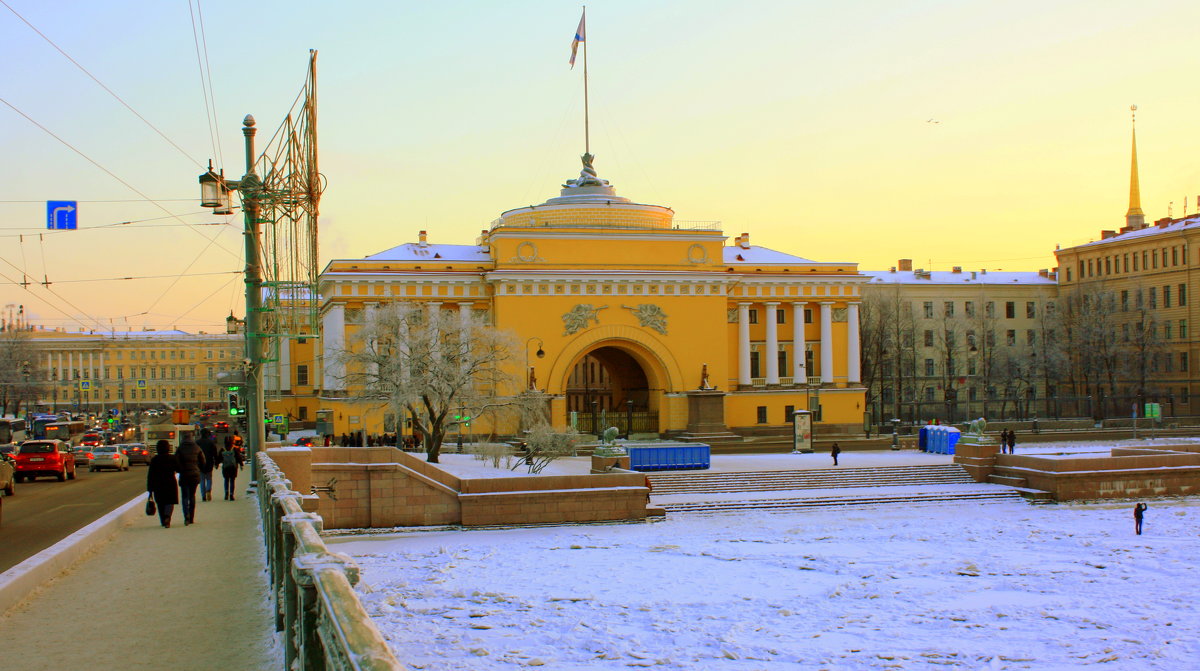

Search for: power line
xmin=0 ymin=270 xmax=240 ymax=285
xmin=0 ymin=0 xmax=204 ymax=169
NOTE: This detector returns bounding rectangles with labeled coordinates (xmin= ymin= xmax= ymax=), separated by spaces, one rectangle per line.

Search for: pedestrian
xmin=197 ymin=428 xmax=218 ymax=502
xmin=217 ymin=439 xmax=245 ymax=500
xmin=1006 ymin=429 xmax=1017 ymax=455
xmin=175 ymin=434 xmax=206 ymax=525
xmin=232 ymin=430 xmax=245 ymax=458
xmin=1134 ymin=502 xmax=1148 ymax=535
xmin=323 ymin=433 xmax=331 ymax=447
xmin=831 ymin=442 xmax=841 ymax=466
xmin=644 ymin=474 xmax=653 ymax=504
xmin=146 ymin=440 xmax=179 ymax=528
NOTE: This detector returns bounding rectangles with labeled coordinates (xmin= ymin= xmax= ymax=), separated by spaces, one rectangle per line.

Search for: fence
xmin=574 ymin=410 xmax=658 ymax=435
xmin=257 ymin=452 xmax=406 ymax=671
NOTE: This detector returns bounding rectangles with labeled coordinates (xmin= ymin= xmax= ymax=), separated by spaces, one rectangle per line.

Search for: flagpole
xmin=582 ymin=5 xmax=590 ymax=155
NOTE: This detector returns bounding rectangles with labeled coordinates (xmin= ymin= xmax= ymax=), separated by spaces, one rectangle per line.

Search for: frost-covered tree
xmin=341 ymin=304 xmax=521 ymax=463
xmin=0 ymin=330 xmax=41 ymax=415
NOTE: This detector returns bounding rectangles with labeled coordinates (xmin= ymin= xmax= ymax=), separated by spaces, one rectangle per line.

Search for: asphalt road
xmin=0 ymin=465 xmax=148 ymax=573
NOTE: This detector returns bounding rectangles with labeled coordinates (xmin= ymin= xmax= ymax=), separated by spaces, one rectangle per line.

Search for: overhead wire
xmin=0 ymin=0 xmax=204 ymax=169
xmin=195 ymin=0 xmax=224 ymax=169
xmin=187 ymin=0 xmax=221 ymax=168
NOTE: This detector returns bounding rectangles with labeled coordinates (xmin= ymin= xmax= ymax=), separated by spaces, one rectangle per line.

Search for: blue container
xmin=627 ymin=443 xmax=711 ymax=471
xmin=918 ymin=426 xmax=930 ymax=451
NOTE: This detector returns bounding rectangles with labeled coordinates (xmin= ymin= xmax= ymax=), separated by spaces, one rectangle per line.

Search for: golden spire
xmin=1126 ymin=105 xmax=1145 ymax=227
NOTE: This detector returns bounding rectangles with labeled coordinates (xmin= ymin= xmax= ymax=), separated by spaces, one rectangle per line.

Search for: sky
xmin=3 ymin=1 xmax=1200 ymax=333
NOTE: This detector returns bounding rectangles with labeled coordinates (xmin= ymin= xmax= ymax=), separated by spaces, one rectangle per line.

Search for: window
xmin=1136 ymin=289 xmax=1143 ymax=308
xmin=1006 ymin=330 xmax=1016 ymax=345
xmin=986 ymin=331 xmax=996 ymax=348
xmin=924 ymin=358 xmax=935 ymax=376
xmin=1026 ymin=301 xmax=1036 ymax=319
xmin=924 ymin=387 xmax=935 ymax=401
xmin=1164 ymin=285 xmax=1172 ymax=308
xmin=756 ymin=406 xmax=767 ymax=424
xmin=1123 ymin=253 xmax=1129 ymax=272
xmin=297 ymin=365 xmax=309 ymax=386
xmin=170 ymin=350 xmax=177 ymax=359
xmin=965 ymin=301 xmax=975 ymax=317
xmin=1121 ymin=290 xmax=1129 ymax=311
xmin=944 ymin=301 xmax=954 ymax=318
xmin=1153 ymin=250 xmax=1159 ymax=269
xmin=1180 ymin=320 xmax=1187 ymax=339
xmin=924 ymin=330 xmax=934 ymax=347
xmin=1182 ymin=352 xmax=1189 ymax=372
xmin=784 ymin=405 xmax=794 ymax=423
xmin=1180 ymin=284 xmax=1187 ymax=306
xmin=923 ymin=302 xmax=934 ymax=319
xmin=1122 ymin=323 xmax=1130 ymax=342
xmin=1173 ymin=247 xmax=1180 ymax=265
xmin=1105 ymin=258 xmax=1111 ymax=274
xmin=299 ymin=406 xmax=309 ymax=420
xmin=1005 ymin=302 xmax=1015 ymax=319
xmin=1166 ymin=353 xmax=1174 ymax=372
xmin=1134 ymin=253 xmax=1140 ymax=271
xmin=1150 ymin=287 xmax=1157 ymax=309
xmin=1026 ymin=329 xmax=1036 ymax=346
xmin=776 ymin=309 xmax=786 ymax=324
xmin=945 ymin=331 xmax=955 ymax=348
xmin=1066 ymin=268 xmax=1073 ymax=281
xmin=985 ymin=302 xmax=995 ymax=318
xmin=749 ymin=351 xmax=760 ymax=378
xmin=901 ymin=332 xmax=913 ymax=347
xmin=967 ymin=359 xmax=977 ymax=375
xmin=777 ymin=350 xmax=788 ymax=375
xmin=748 ymin=309 xmax=759 ymax=324
xmin=804 ymin=309 xmax=813 ymax=324
xmin=1165 ymin=321 xmax=1173 ymax=339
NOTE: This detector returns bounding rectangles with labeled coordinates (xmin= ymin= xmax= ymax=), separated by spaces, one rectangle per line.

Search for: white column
xmin=457 ymin=301 xmax=473 ymax=327
xmin=737 ymin=302 xmax=752 ymax=387
xmin=88 ymin=351 xmax=94 ymax=379
xmin=820 ymin=302 xmax=834 ymax=384
xmin=792 ymin=302 xmax=807 ymax=384
xmin=99 ymin=351 xmax=105 ymax=380
xmin=46 ymin=352 xmax=53 ymax=382
xmin=364 ymin=302 xmax=378 ymax=380
xmin=279 ymin=338 xmax=292 ymax=391
xmin=68 ymin=351 xmax=74 ymax=380
xmin=56 ymin=352 xmax=63 ymax=382
xmin=764 ymin=301 xmax=780 ymax=385
xmin=321 ymin=303 xmax=346 ymax=391
xmin=847 ymin=302 xmax=861 ymax=384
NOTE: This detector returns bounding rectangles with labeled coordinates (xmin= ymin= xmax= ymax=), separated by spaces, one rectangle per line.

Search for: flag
xmin=569 ymin=11 xmax=585 ymax=69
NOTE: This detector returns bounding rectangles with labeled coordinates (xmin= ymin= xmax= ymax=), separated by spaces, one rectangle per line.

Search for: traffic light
xmin=454 ymin=414 xmax=472 ymax=428
xmin=228 ymin=390 xmax=241 ymax=416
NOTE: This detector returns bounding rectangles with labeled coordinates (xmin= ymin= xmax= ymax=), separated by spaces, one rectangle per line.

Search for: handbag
xmin=145 ymin=493 xmax=156 ymax=516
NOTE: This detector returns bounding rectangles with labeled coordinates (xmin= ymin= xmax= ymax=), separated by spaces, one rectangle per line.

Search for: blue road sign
xmin=78 ymin=380 xmax=91 ymax=391
xmin=46 ymin=201 xmax=78 ymax=230
xmin=135 ymin=378 xmax=147 ymax=389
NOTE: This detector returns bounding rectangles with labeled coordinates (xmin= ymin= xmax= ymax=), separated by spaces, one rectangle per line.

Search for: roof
xmin=364 ymin=243 xmax=490 ymax=263
xmin=1068 ymin=216 xmax=1200 ymax=251
xmin=723 ymin=246 xmax=816 ymax=264
xmin=862 ymin=270 xmax=1056 ymax=285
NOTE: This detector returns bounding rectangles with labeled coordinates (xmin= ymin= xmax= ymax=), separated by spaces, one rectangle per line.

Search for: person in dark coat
xmin=1006 ymin=430 xmax=1017 ymax=454
xmin=998 ymin=429 xmax=1008 ymax=454
xmin=216 ymin=440 xmax=245 ymax=500
xmin=146 ymin=440 xmax=180 ymax=528
xmin=175 ymin=435 xmax=206 ymax=525
xmin=1134 ymin=502 xmax=1148 ymax=535
xmin=831 ymin=442 xmax=841 ymax=466
xmin=196 ymin=428 xmax=218 ymax=502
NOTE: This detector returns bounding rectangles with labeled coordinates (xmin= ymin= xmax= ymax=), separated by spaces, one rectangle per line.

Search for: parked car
xmin=14 ymin=440 xmax=76 ymax=482
xmin=0 ymin=452 xmax=15 ymax=495
xmin=89 ymin=445 xmax=129 ymax=472
xmin=72 ymin=445 xmax=95 ymax=466
xmin=123 ymin=443 xmax=151 ymax=466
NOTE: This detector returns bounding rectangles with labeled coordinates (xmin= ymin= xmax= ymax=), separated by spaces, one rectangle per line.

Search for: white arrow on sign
xmin=52 ymin=205 xmax=75 ymax=228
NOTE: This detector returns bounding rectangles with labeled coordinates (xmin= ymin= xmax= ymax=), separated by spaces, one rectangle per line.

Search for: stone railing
xmin=257 ymin=452 xmax=406 ymax=671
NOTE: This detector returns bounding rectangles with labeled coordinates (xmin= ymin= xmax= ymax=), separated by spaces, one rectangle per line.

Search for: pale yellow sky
xmin=3 ymin=1 xmax=1198 ymax=331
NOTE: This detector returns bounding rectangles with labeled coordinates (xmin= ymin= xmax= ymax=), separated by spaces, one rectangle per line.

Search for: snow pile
xmin=333 ymin=497 xmax=1200 ymax=669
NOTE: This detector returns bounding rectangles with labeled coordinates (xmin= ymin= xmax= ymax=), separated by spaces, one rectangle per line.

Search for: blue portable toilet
xmin=945 ymin=426 xmax=962 ymax=455
xmin=918 ymin=425 xmax=930 ymax=451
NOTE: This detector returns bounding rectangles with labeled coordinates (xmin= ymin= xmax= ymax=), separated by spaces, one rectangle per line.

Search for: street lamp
xmin=524 ymin=337 xmax=545 ymax=391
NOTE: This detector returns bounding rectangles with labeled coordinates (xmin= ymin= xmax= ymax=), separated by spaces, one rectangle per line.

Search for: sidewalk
xmin=0 ymin=487 xmax=281 ymax=671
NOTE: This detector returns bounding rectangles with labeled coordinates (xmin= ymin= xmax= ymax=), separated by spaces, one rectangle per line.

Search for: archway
xmin=565 ymin=346 xmax=657 ymax=435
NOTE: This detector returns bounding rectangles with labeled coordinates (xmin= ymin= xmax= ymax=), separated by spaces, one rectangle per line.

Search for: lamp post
xmin=524 ymin=337 xmax=545 ymax=391
xmin=198 ymin=115 xmax=264 ymax=482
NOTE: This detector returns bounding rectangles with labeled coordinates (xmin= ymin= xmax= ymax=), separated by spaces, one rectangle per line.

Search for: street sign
xmin=46 ymin=201 xmax=78 ymax=230
xmin=78 ymin=380 xmax=91 ymax=391
xmin=135 ymin=378 xmax=147 ymax=389
xmin=272 ymin=414 xmax=284 ymax=424
xmin=1145 ymin=402 xmax=1161 ymax=418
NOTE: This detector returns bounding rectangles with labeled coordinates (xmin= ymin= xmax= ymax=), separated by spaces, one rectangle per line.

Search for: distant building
xmin=861 ymin=260 xmax=1058 ymax=425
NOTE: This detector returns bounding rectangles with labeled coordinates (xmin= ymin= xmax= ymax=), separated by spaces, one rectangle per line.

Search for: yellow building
xmin=315 ymin=157 xmax=867 ymax=440
xmin=26 ymin=326 xmax=242 ymax=414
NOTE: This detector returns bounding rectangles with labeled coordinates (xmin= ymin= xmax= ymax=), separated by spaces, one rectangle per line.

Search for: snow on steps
xmin=658 ymin=486 xmax=1023 ymax=514
xmin=647 ymin=464 xmax=977 ymax=496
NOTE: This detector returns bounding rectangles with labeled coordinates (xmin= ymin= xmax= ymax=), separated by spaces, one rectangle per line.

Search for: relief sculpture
xmin=562 ymin=304 xmax=608 ymax=335
xmin=622 ymin=304 xmax=668 ymax=335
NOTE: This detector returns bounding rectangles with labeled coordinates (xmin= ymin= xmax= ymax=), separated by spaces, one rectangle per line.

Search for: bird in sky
xmin=927 ymin=118 xmax=941 ymax=124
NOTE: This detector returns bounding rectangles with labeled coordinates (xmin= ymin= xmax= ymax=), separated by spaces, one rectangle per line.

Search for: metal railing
xmin=257 ymin=453 xmax=406 ymax=671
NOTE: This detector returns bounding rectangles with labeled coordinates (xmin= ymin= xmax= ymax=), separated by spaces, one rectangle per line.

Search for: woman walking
xmin=146 ymin=440 xmax=180 ymax=528
xmin=217 ymin=440 xmax=244 ymax=500
xmin=175 ymin=434 xmax=206 ymax=525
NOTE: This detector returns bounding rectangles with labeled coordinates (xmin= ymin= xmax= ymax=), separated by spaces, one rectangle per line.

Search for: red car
xmin=81 ymin=433 xmax=103 ymax=447
xmin=213 ymin=421 xmax=230 ymax=432
xmin=14 ymin=440 xmax=77 ymax=482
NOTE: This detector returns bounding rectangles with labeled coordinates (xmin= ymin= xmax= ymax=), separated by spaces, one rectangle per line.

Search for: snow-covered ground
xmin=330 ymin=438 xmax=1200 ymax=670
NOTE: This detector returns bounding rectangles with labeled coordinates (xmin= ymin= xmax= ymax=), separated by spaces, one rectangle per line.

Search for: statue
xmin=958 ymin=417 xmax=993 ymax=446
xmin=699 ymin=363 xmax=714 ymax=390
xmin=528 ymin=365 xmax=537 ymax=391
xmin=563 ymin=153 xmax=611 ymax=189
xmin=594 ymin=426 xmax=625 ymax=457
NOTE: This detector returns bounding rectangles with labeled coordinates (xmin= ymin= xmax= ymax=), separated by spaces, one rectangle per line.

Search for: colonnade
xmin=734 ymin=301 xmax=861 ymax=388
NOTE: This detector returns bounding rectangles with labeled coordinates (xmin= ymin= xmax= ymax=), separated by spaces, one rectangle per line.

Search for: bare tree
xmin=0 ymin=330 xmax=41 ymax=416
xmin=1060 ymin=285 xmax=1122 ymax=419
xmin=341 ymin=304 xmax=522 ymax=463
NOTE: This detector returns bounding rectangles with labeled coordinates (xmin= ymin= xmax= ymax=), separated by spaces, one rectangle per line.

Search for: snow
xmin=329 ymin=438 xmax=1200 ymax=670
xmin=862 ymin=270 xmax=1056 ymax=286
xmin=363 ymin=242 xmax=490 ymax=262
xmin=723 ymin=245 xmax=817 ymax=265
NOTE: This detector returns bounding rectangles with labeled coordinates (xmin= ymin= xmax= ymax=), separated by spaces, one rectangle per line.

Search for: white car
xmin=89 ymin=445 xmax=129 ymax=472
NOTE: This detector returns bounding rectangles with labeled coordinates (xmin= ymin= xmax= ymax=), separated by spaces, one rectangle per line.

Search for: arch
xmin=545 ymin=325 xmax=683 ymax=396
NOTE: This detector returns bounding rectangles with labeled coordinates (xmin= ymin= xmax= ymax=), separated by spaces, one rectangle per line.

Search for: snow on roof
xmin=1071 ymin=216 xmax=1200 ymax=249
xmin=364 ymin=243 xmax=490 ymax=263
xmin=723 ymin=246 xmax=816 ymax=264
xmin=862 ymin=270 xmax=1056 ymax=285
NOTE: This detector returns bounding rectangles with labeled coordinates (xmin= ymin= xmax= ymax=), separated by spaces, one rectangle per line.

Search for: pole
xmin=582 ymin=5 xmax=589 ymax=155
xmin=241 ymin=115 xmax=266 ymax=483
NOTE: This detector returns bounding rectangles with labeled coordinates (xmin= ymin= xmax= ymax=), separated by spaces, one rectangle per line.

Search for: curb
xmin=0 ymin=494 xmax=143 ymax=616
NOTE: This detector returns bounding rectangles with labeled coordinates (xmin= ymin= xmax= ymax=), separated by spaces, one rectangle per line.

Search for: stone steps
xmin=659 ymin=488 xmax=1023 ymax=514
xmin=647 ymin=464 xmax=976 ymax=496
